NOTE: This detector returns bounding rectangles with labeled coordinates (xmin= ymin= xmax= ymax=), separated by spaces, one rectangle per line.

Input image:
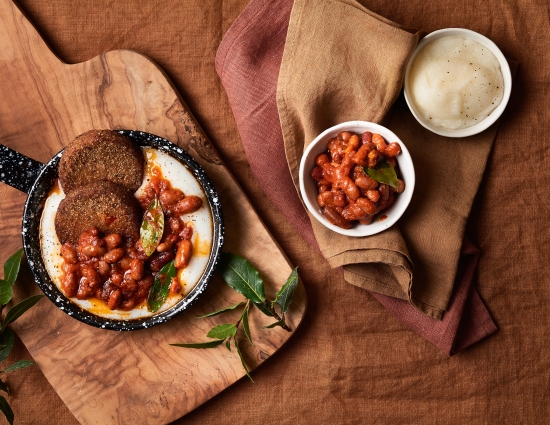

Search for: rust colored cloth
xmin=5 ymin=0 xmax=550 ymax=424
xmin=215 ymin=0 xmax=497 ymax=354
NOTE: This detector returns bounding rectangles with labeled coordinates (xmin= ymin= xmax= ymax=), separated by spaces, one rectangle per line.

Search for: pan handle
xmin=0 ymin=144 xmax=46 ymax=194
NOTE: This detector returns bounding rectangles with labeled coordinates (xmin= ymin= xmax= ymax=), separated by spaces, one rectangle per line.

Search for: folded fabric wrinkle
xmin=215 ymin=0 xmax=498 ymax=355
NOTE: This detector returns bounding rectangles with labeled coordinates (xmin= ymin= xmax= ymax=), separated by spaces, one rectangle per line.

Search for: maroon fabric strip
xmin=215 ymin=0 xmax=497 ymax=355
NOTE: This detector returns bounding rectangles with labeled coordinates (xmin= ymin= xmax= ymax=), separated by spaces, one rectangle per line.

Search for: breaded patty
xmin=58 ymin=130 xmax=144 ymax=194
xmin=55 ymin=181 xmax=141 ymax=244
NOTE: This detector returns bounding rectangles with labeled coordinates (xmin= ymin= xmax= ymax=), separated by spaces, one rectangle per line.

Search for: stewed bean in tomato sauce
xmin=59 ymin=166 xmax=203 ymax=311
xmin=310 ymin=130 xmax=405 ymax=229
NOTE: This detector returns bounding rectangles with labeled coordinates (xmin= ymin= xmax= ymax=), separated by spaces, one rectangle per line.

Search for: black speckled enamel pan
xmin=0 ymin=130 xmax=224 ymax=331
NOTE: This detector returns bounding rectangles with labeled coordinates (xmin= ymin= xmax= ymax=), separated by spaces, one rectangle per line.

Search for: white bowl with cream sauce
xmin=40 ymin=146 xmax=213 ymax=321
xmin=404 ymin=28 xmax=512 ymax=137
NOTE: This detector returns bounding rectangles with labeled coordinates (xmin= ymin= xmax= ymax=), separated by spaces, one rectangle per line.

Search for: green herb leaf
xmin=140 ymin=197 xmax=164 ymax=256
xmin=218 ymin=253 xmax=265 ymax=303
xmin=0 ymin=249 xmax=23 ymax=306
xmin=242 ymin=306 xmax=253 ymax=346
xmin=0 ymin=395 xmax=14 ymax=425
xmin=262 ymin=320 xmax=287 ymax=329
xmin=206 ymin=323 xmax=237 ymax=340
xmin=1 ymin=360 xmax=35 ymax=373
xmin=254 ymin=301 xmax=275 ymax=317
xmin=147 ymin=260 xmax=176 ymax=313
xmin=0 ymin=329 xmax=15 ymax=363
xmin=196 ymin=302 xmax=244 ymax=318
xmin=1 ymin=294 xmax=43 ymax=331
xmin=0 ymin=378 xmax=8 ymax=395
xmin=225 ymin=340 xmax=231 ymax=351
xmin=170 ymin=340 xmax=225 ymax=349
xmin=234 ymin=335 xmax=253 ymax=383
xmin=272 ymin=267 xmax=299 ymax=315
xmin=365 ymin=159 xmax=399 ymax=189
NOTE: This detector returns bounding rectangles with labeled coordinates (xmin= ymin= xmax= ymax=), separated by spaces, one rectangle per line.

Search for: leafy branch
xmin=0 ymin=249 xmax=44 ymax=425
xmin=171 ymin=252 xmax=299 ymax=382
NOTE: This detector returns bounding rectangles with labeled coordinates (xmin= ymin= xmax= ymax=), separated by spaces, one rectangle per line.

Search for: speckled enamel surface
xmin=20 ymin=131 xmax=224 ymax=331
xmin=0 ymin=144 xmax=45 ymax=193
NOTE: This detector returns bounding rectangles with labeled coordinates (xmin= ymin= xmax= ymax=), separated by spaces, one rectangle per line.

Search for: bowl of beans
xmin=0 ymin=130 xmax=224 ymax=331
xmin=299 ymin=121 xmax=414 ymax=237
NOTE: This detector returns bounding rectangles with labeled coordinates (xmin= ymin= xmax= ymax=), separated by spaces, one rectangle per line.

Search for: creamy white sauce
xmin=40 ymin=147 xmax=213 ymax=320
xmin=408 ymin=36 xmax=504 ymax=130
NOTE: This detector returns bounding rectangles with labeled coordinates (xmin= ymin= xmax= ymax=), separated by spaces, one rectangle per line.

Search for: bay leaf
xmin=171 ymin=340 xmax=224 ymax=349
xmin=218 ymin=253 xmax=265 ymax=303
xmin=272 ymin=267 xmax=299 ymax=315
xmin=140 ymin=197 xmax=164 ymax=257
xmin=1 ymin=294 xmax=43 ymax=331
xmin=365 ymin=159 xmax=398 ymax=189
xmin=147 ymin=260 xmax=176 ymax=312
xmin=206 ymin=323 xmax=237 ymax=340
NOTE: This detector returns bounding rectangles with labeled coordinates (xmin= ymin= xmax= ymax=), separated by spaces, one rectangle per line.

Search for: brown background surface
xmin=2 ymin=0 xmax=549 ymax=424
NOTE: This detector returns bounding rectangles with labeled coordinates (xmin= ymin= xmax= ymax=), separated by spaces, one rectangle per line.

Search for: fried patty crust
xmin=55 ymin=181 xmax=141 ymax=244
xmin=58 ymin=130 xmax=144 ymax=194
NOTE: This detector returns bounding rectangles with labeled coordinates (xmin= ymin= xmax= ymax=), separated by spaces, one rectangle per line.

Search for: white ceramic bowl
xmin=299 ymin=121 xmax=415 ymax=237
xmin=404 ymin=28 xmax=512 ymax=138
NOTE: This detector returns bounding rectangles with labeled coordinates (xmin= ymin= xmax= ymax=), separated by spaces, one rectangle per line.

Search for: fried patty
xmin=58 ymin=130 xmax=144 ymax=194
xmin=55 ymin=181 xmax=141 ymax=244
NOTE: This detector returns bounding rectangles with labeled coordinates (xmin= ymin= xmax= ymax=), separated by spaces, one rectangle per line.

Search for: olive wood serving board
xmin=0 ymin=1 xmax=306 ymax=424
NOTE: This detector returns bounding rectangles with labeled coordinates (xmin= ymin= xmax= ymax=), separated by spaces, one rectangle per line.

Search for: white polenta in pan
xmin=40 ymin=147 xmax=213 ymax=320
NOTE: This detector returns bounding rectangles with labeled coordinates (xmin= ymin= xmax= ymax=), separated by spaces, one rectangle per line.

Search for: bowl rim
xmin=22 ymin=130 xmax=224 ymax=331
xmin=299 ymin=121 xmax=415 ymax=237
xmin=403 ymin=27 xmax=512 ymax=138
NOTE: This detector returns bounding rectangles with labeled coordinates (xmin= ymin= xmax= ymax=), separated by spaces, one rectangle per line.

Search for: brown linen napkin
xmin=277 ymin=0 xmax=502 ymax=319
xmin=215 ymin=0 xmax=498 ymax=354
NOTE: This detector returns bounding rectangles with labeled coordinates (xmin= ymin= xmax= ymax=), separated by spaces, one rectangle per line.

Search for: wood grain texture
xmin=0 ymin=0 xmax=306 ymax=423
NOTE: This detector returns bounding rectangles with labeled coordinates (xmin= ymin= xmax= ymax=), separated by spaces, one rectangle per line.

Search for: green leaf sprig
xmin=139 ymin=196 xmax=164 ymax=257
xmin=171 ymin=252 xmax=299 ymax=382
xmin=365 ymin=158 xmax=399 ymax=189
xmin=0 ymin=248 xmax=44 ymax=425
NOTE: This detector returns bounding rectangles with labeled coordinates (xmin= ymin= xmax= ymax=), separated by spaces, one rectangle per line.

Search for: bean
xmin=356 ymin=197 xmax=376 ymax=215
xmin=104 ymin=233 xmax=122 ymax=249
xmin=174 ymin=239 xmax=193 ymax=269
xmin=384 ymin=142 xmax=401 ymax=157
xmin=160 ymin=188 xmax=185 ymax=206
xmin=103 ymin=248 xmax=125 ymax=263
xmin=394 ymin=179 xmax=406 ymax=194
xmin=149 ymin=251 xmax=174 ymax=272
xmin=61 ymin=272 xmax=78 ymax=297
xmin=345 ymin=134 xmax=360 ymax=153
xmin=372 ymin=133 xmax=387 ymax=153
xmin=76 ymin=277 xmax=93 ymax=300
xmin=120 ymin=298 xmax=136 ymax=311
xmin=361 ymin=131 xmax=373 ymax=144
xmin=355 ymin=175 xmax=378 ymax=190
xmin=174 ymin=196 xmax=203 ymax=214
xmin=337 ymin=131 xmax=352 ymax=142
xmin=61 ymin=243 xmax=78 ymax=264
xmin=130 ymin=258 xmax=144 ymax=280
xmin=323 ymin=205 xmax=351 ymax=229
xmin=169 ymin=277 xmax=182 ymax=295
xmin=98 ymin=260 xmax=111 ymax=277
xmin=180 ymin=225 xmax=194 ymax=240
xmin=169 ymin=217 xmax=182 ymax=233
xmin=81 ymin=266 xmax=101 ymax=289
xmin=110 ymin=272 xmax=123 ymax=286
xmin=367 ymin=150 xmax=382 ymax=169
xmin=315 ymin=153 xmax=330 ymax=166
xmin=310 ymin=166 xmax=324 ymax=181
xmin=79 ymin=245 xmax=106 ymax=257
xmin=107 ymin=289 xmax=122 ymax=310
xmin=337 ymin=176 xmax=360 ymax=200
xmin=366 ymin=190 xmax=380 ymax=203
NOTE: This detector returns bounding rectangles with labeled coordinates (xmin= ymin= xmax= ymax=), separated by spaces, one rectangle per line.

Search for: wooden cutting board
xmin=0 ymin=1 xmax=306 ymax=424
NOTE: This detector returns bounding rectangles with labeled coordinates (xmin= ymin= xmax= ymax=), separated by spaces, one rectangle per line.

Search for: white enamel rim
xmin=299 ymin=121 xmax=415 ymax=237
xmin=403 ymin=28 xmax=512 ymax=138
